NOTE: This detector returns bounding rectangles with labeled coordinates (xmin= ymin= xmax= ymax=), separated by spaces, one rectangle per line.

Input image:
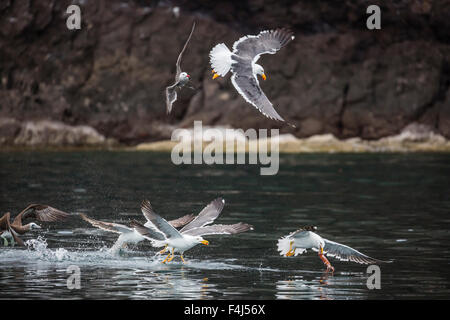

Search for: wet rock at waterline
xmin=0 ymin=0 xmax=449 ymax=147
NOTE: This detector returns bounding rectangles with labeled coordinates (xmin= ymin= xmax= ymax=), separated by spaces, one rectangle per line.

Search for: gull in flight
xmin=277 ymin=226 xmax=390 ymax=272
xmin=0 ymin=204 xmax=70 ymax=246
xmin=165 ymin=21 xmax=196 ymax=114
xmin=131 ymin=198 xmax=253 ymax=263
xmin=79 ymin=210 xmax=194 ymax=252
xmin=209 ymin=28 xmax=295 ymax=126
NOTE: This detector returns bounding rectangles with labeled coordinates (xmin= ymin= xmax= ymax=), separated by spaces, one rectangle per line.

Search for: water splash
xmin=25 ymin=236 xmax=72 ymax=262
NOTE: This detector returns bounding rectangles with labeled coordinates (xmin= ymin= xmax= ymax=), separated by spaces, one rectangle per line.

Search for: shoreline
xmin=2 ymin=134 xmax=450 ymax=153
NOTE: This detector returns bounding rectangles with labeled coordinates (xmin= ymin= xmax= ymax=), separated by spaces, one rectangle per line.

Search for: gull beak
xmin=212 ymin=73 xmax=219 ymax=80
xmin=262 ymin=73 xmax=267 ymax=81
xmin=201 ymin=240 xmax=209 ymax=246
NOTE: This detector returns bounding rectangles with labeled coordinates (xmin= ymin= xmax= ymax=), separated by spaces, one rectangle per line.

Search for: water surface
xmin=1 ymin=151 xmax=449 ymax=299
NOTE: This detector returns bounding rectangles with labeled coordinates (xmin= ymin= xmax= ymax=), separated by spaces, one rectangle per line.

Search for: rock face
xmin=0 ymin=0 xmax=449 ymax=146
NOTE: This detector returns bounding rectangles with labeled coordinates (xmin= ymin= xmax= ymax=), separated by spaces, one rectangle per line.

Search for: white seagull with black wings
xmin=277 ymin=226 xmax=390 ymax=272
xmin=131 ymin=198 xmax=253 ymax=263
xmin=209 ymin=28 xmax=295 ymax=125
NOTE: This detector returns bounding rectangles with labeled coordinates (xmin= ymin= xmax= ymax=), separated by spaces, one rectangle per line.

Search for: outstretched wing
xmin=165 ymin=83 xmax=178 ymax=114
xmin=229 ymin=28 xmax=294 ymax=122
xmin=0 ymin=212 xmax=11 ymax=231
xmin=182 ymin=222 xmax=253 ymax=237
xmin=140 ymin=200 xmax=182 ymax=239
xmin=168 ymin=214 xmax=195 ymax=228
xmin=79 ymin=213 xmax=133 ymax=234
xmin=129 ymin=220 xmax=167 ymax=241
xmin=175 ymin=21 xmax=196 ymax=79
xmin=230 ymin=63 xmax=285 ymax=122
xmin=9 ymin=228 xmax=25 ymax=246
xmin=323 ymin=239 xmax=389 ymax=264
xmin=179 ymin=198 xmax=225 ymax=233
xmin=13 ymin=204 xmax=70 ymax=226
xmin=232 ymin=28 xmax=294 ymax=62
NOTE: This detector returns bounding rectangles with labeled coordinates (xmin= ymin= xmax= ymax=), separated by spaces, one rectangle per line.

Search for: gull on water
xmin=277 ymin=226 xmax=390 ymax=272
xmin=209 ymin=28 xmax=295 ymax=126
xmin=0 ymin=204 xmax=70 ymax=246
xmin=165 ymin=21 xmax=196 ymax=114
xmin=79 ymin=209 xmax=195 ymax=252
xmin=131 ymin=198 xmax=253 ymax=263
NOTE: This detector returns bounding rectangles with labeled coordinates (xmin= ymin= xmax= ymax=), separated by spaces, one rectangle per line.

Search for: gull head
xmin=179 ymin=72 xmax=190 ymax=81
xmin=194 ymin=236 xmax=209 ymax=246
xmin=28 ymin=222 xmax=41 ymax=230
xmin=253 ymin=64 xmax=266 ymax=81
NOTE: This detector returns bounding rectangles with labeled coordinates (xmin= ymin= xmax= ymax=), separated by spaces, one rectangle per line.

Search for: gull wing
xmin=175 ymin=21 xmax=196 ymax=79
xmin=179 ymin=198 xmax=225 ymax=233
xmin=9 ymin=227 xmax=25 ymax=246
xmin=232 ymin=28 xmax=294 ymax=62
xmin=140 ymin=200 xmax=182 ymax=239
xmin=323 ymin=239 xmax=389 ymax=264
xmin=13 ymin=204 xmax=71 ymax=226
xmin=182 ymin=222 xmax=253 ymax=237
xmin=129 ymin=220 xmax=167 ymax=241
xmin=165 ymin=83 xmax=178 ymax=114
xmin=230 ymin=63 xmax=285 ymax=122
xmin=0 ymin=212 xmax=11 ymax=231
xmin=168 ymin=213 xmax=195 ymax=228
xmin=79 ymin=213 xmax=133 ymax=234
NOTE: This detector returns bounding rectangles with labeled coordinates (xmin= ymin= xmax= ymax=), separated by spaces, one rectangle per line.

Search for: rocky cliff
xmin=0 ymin=0 xmax=449 ymax=147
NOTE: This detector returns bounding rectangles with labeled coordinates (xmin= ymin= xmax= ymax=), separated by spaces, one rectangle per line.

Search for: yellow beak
xmin=201 ymin=240 xmax=209 ymax=246
xmin=212 ymin=73 xmax=220 ymax=80
xmin=262 ymin=73 xmax=267 ymax=81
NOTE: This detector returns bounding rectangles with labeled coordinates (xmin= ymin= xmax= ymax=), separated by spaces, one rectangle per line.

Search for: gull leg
xmin=318 ymin=247 xmax=334 ymax=273
xmin=159 ymin=245 xmax=168 ymax=254
xmin=212 ymin=69 xmax=219 ymax=79
xmin=180 ymin=254 xmax=186 ymax=264
xmin=162 ymin=252 xmax=171 ymax=264
xmin=286 ymin=241 xmax=295 ymax=257
xmin=167 ymin=249 xmax=175 ymax=262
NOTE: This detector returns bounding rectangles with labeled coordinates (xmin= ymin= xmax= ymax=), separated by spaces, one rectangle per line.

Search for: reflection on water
xmin=1 ymin=152 xmax=450 ymax=299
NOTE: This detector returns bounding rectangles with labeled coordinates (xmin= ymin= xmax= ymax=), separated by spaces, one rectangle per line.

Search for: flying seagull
xmin=209 ymin=28 xmax=295 ymax=126
xmin=130 ymin=198 xmax=254 ymax=263
xmin=277 ymin=226 xmax=390 ymax=272
xmin=0 ymin=204 xmax=70 ymax=246
xmin=79 ymin=210 xmax=194 ymax=252
xmin=165 ymin=21 xmax=196 ymax=114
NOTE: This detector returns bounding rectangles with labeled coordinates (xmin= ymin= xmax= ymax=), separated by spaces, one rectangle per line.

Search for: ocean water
xmin=0 ymin=151 xmax=449 ymax=299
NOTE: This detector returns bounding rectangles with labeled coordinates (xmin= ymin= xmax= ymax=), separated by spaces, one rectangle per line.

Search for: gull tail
xmin=277 ymin=237 xmax=305 ymax=257
xmin=277 ymin=237 xmax=292 ymax=256
xmin=209 ymin=43 xmax=232 ymax=77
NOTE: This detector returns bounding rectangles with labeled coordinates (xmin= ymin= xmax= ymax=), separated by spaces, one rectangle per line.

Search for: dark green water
xmin=1 ymin=151 xmax=449 ymax=299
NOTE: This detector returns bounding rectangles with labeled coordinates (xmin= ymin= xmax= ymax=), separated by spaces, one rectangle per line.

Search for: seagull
xmin=209 ymin=28 xmax=295 ymax=125
xmin=79 ymin=211 xmax=195 ymax=252
xmin=130 ymin=198 xmax=254 ymax=263
xmin=277 ymin=226 xmax=389 ymax=272
xmin=0 ymin=204 xmax=70 ymax=246
xmin=165 ymin=21 xmax=196 ymax=114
